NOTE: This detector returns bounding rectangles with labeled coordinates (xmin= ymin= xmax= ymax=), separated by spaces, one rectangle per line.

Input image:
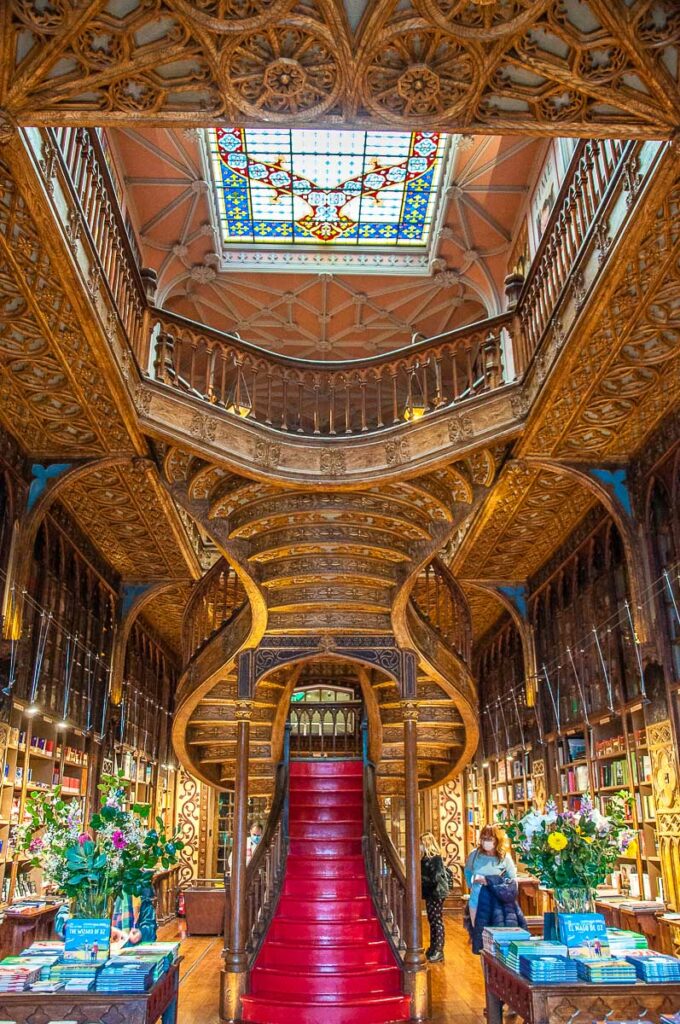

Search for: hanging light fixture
xmin=225 ymin=362 xmax=252 ymax=418
xmin=403 ymin=365 xmax=428 ymax=421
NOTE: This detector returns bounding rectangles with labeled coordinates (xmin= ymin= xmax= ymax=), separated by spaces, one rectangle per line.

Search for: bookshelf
xmin=464 ymin=764 xmax=482 ymax=852
xmin=1 ymin=701 xmax=89 ymax=906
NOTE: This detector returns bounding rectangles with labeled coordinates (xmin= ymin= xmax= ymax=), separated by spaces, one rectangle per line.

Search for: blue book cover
xmin=64 ymin=918 xmax=111 ymax=962
xmin=557 ymin=913 xmax=609 ymax=958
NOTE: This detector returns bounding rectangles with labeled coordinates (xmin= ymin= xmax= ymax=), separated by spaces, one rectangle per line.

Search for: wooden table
xmin=0 ymin=959 xmax=180 ymax=1024
xmin=0 ymin=901 xmax=63 ymax=959
xmin=482 ymin=951 xmax=680 ymax=1024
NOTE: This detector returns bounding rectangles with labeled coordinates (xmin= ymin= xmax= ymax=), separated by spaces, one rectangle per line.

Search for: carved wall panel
xmin=176 ymin=769 xmax=204 ymax=886
xmin=438 ymin=776 xmax=465 ymax=869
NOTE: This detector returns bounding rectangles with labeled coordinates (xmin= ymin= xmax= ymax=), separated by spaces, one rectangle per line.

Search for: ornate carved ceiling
xmin=109 ymin=127 xmax=542 ymax=357
xmin=1 ymin=0 xmax=679 ymax=138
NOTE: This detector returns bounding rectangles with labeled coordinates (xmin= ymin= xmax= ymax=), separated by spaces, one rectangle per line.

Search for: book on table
xmin=557 ymin=913 xmax=610 ymax=958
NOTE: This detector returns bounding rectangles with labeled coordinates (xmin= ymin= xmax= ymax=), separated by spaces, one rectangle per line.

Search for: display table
xmin=482 ymin=951 xmax=680 ymax=1024
xmin=0 ymin=959 xmax=180 ymax=1024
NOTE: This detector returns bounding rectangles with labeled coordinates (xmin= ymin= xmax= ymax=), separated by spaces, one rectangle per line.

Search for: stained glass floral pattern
xmin=209 ymin=127 xmax=447 ymax=248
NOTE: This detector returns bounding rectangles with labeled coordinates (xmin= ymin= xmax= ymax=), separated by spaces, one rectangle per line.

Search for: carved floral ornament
xmin=2 ymin=0 xmax=679 ymax=135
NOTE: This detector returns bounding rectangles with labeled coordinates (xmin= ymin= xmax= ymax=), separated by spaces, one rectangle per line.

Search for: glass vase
xmin=72 ymin=890 xmax=113 ymax=920
xmin=553 ymin=886 xmax=594 ymax=915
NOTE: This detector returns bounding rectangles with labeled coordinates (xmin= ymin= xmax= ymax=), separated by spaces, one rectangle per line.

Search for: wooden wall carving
xmin=1 ymin=1 xmax=678 ymax=137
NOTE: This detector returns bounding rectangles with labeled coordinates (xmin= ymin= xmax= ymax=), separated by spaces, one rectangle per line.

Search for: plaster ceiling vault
xmin=109 ymin=126 xmax=543 ymax=358
xmin=1 ymin=0 xmax=679 ymax=138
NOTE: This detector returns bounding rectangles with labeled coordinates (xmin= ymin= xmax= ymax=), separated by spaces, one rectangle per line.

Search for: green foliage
xmin=17 ymin=769 xmax=184 ymax=910
xmin=503 ymin=793 xmax=636 ymax=893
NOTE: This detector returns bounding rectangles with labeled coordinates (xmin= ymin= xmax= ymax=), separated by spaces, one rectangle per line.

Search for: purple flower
xmin=580 ymin=794 xmax=593 ymax=815
xmin=28 ymin=837 xmax=43 ymax=853
xmin=78 ymin=833 xmax=90 ymax=846
xmin=111 ymin=830 xmax=127 ymax=850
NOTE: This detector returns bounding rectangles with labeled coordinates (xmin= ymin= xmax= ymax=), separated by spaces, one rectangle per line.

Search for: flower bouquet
xmin=503 ymin=793 xmax=637 ymax=913
xmin=17 ymin=772 xmax=184 ymax=919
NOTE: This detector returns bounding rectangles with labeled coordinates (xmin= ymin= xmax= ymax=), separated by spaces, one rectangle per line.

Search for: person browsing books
xmin=464 ymin=824 xmax=517 ymax=927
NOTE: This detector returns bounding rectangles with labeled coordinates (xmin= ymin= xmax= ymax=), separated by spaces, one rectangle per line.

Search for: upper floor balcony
xmin=23 ymin=125 xmax=668 ymax=458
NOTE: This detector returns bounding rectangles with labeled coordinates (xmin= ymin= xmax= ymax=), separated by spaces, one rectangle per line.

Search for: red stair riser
xmin=283 ymin=876 xmax=368 ymax=899
xmin=289 ymin=838 xmax=362 ymax=857
xmin=285 ymin=856 xmax=366 ymax=879
xmin=289 ymin=805 xmax=362 ymax=823
xmin=289 ymin=821 xmax=363 ymax=840
xmin=290 ymin=777 xmax=363 ymax=793
xmin=251 ymin=966 xmax=401 ymax=999
xmin=258 ymin=941 xmax=393 ymax=970
xmin=289 ymin=761 xmax=363 ymax=776
xmin=240 ymin=995 xmax=411 ymax=1024
xmin=277 ymin=895 xmax=373 ymax=921
xmin=267 ymin=918 xmax=385 ymax=944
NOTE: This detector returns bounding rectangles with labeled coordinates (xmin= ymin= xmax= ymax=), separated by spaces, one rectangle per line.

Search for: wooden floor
xmin=161 ymin=915 xmax=486 ymax=1024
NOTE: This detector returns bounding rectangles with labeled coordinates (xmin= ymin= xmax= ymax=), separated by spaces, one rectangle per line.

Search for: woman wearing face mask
xmin=228 ymin=819 xmax=264 ymax=871
xmin=464 ymin=824 xmax=524 ymax=955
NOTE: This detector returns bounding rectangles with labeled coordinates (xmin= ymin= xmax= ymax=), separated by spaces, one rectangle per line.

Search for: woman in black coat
xmin=469 ymin=872 xmax=527 ymax=954
xmin=420 ymin=832 xmax=450 ymax=963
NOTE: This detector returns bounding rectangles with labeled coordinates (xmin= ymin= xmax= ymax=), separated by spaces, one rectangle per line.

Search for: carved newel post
xmin=221 ymin=699 xmax=252 ymax=1022
xmin=401 ymin=700 xmax=429 ymax=1020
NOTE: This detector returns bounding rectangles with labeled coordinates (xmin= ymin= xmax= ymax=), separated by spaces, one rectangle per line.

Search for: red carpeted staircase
xmin=241 ymin=759 xmax=411 ymax=1024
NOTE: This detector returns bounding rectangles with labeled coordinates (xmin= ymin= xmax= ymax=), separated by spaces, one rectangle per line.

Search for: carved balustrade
xmin=363 ymin=726 xmax=407 ymax=960
xmin=289 ymin=700 xmax=362 ymax=757
xmin=151 ymin=309 xmax=509 ymax=437
xmin=517 ymin=138 xmax=628 ymax=366
xmin=245 ymin=731 xmax=290 ymax=963
xmin=410 ymin=558 xmax=472 ymax=665
xmin=181 ymin=557 xmax=247 ymax=665
xmin=39 ymin=126 xmax=664 ymax=442
xmin=49 ymin=128 xmax=147 ymax=359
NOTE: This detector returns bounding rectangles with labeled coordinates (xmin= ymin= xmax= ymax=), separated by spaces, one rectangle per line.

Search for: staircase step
xmin=289 ymin=837 xmax=362 ymax=857
xmin=251 ymin=964 xmax=401 ymax=999
xmin=290 ymin=760 xmax=363 ymax=777
xmin=268 ymin=917 xmax=384 ymax=944
xmin=258 ymin=939 xmax=394 ymax=971
xmin=283 ymin=875 xmax=369 ymax=899
xmin=289 ymin=804 xmax=362 ymax=823
xmin=241 ymin=994 xmax=411 ymax=1024
xmin=290 ymin=821 xmax=363 ymax=841
xmin=290 ymin=776 xmax=363 ymax=793
xmin=285 ymin=855 xmax=365 ymax=879
xmin=277 ymin=894 xmax=373 ymax=921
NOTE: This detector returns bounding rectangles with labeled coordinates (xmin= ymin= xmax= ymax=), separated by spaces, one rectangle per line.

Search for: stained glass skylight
xmin=207 ymin=127 xmax=449 ymax=268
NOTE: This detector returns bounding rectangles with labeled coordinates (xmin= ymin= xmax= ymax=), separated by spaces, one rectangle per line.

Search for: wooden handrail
xmin=362 ymin=722 xmax=407 ymax=960
xmin=289 ymin=700 xmax=362 ymax=758
xmin=244 ymin=724 xmax=290 ymax=964
xmin=181 ymin=556 xmax=247 ymax=664
xmin=410 ymin=556 xmax=472 ymax=665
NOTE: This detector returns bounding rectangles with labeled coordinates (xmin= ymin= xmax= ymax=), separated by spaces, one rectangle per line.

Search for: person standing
xmin=420 ymin=832 xmax=451 ymax=963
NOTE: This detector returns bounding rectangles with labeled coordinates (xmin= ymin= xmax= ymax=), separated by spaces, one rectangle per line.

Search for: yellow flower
xmin=548 ymin=831 xmax=568 ymax=852
xmin=583 ymin=836 xmax=594 ymax=844
xmin=625 ymin=840 xmax=638 ymax=858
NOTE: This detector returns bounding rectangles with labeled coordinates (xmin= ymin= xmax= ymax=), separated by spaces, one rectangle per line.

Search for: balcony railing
xmin=410 ymin=558 xmax=472 ymax=665
xmin=40 ymin=126 xmax=657 ymax=440
xmin=288 ymin=700 xmax=362 ymax=758
xmin=152 ymin=309 xmax=507 ymax=436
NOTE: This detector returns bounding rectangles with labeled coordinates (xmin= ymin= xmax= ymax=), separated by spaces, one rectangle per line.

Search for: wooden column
xmin=221 ymin=700 xmax=252 ymax=1022
xmin=401 ymin=700 xmax=429 ymax=1020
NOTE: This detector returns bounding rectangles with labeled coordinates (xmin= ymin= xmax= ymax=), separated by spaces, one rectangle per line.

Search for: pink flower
xmin=78 ymin=833 xmax=90 ymax=845
xmin=111 ymin=830 xmax=127 ymax=850
xmin=28 ymin=837 xmax=43 ymax=853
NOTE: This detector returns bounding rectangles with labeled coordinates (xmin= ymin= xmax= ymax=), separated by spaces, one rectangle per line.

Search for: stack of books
xmin=95 ymin=957 xmax=156 ymax=993
xmin=49 ymin=960 xmax=101 ymax=992
xmin=116 ymin=944 xmax=175 ymax=981
xmin=29 ymin=978 xmax=65 ymax=993
xmin=1 ymin=954 xmax=59 ymax=980
xmin=625 ymin=951 xmax=680 ymax=982
xmin=606 ymin=928 xmax=648 ymax=955
xmin=519 ymin=954 xmax=578 ymax=983
xmin=20 ymin=940 xmax=65 ymax=957
xmin=0 ymin=960 xmax=43 ymax=991
xmin=575 ymin=957 xmax=637 ymax=984
xmin=504 ymin=938 xmax=568 ymax=973
xmin=482 ymin=926 xmax=530 ymax=955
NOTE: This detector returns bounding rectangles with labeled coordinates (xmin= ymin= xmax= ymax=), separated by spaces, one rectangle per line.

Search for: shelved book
xmin=557 ymin=914 xmax=609 ymax=957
